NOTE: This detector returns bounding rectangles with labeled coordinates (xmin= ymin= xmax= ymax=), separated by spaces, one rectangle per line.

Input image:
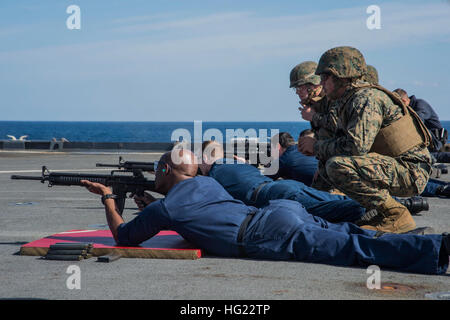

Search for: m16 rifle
xmin=10 ymin=166 xmax=157 ymax=215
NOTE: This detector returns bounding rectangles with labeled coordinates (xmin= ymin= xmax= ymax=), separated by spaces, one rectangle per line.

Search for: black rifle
xmin=96 ymin=156 xmax=155 ymax=172
xmin=10 ymin=166 xmax=156 ymax=215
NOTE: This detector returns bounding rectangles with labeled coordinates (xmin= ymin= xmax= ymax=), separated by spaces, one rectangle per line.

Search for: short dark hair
xmin=272 ymin=132 xmax=296 ymax=148
xmin=393 ymin=88 xmax=408 ymax=99
xmin=299 ymin=129 xmax=314 ymax=138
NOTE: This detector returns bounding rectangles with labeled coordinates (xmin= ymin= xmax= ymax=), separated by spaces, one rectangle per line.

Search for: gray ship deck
xmin=1 ymin=150 xmax=449 ymax=300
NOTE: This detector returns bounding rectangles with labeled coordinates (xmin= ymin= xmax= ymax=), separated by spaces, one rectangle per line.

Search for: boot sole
xmin=359 ymin=219 xmax=416 ymax=234
xmin=401 ymin=227 xmax=435 ymax=235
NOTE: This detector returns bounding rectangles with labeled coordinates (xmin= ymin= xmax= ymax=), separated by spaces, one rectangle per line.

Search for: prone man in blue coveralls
xmin=81 ymin=149 xmax=450 ymax=275
xmin=199 ymin=140 xmax=429 ymax=224
xmin=265 ymin=131 xmax=318 ymax=186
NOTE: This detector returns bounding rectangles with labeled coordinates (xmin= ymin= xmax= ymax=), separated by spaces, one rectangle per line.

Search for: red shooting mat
xmin=20 ymin=229 xmax=202 ymax=259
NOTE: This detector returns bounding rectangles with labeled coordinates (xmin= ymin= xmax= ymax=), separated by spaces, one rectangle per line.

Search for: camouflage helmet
xmin=315 ymin=46 xmax=367 ymax=79
xmin=289 ymin=61 xmax=321 ymax=88
xmin=363 ymin=65 xmax=379 ymax=85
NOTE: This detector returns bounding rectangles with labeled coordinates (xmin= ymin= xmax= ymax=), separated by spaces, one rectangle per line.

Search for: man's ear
xmin=202 ymin=154 xmax=209 ymax=164
xmin=277 ymin=143 xmax=283 ymax=152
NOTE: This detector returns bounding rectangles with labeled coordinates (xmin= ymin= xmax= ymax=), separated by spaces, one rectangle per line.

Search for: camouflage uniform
xmin=311 ymin=46 xmax=432 ymax=233
xmin=309 ymin=96 xmax=339 ymax=191
xmin=314 ymin=86 xmax=432 ymax=209
xmin=309 ymin=96 xmax=337 ymax=140
xmin=312 ymin=64 xmax=378 ymax=191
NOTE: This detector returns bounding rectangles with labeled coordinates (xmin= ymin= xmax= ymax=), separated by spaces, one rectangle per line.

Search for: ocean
xmin=1 ymin=121 xmax=450 ymax=143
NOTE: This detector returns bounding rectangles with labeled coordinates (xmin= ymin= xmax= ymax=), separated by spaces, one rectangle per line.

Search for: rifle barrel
xmin=11 ymin=175 xmax=43 ymax=181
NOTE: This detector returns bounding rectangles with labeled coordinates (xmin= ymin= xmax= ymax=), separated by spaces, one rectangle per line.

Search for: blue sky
xmin=1 ymin=0 xmax=450 ymax=121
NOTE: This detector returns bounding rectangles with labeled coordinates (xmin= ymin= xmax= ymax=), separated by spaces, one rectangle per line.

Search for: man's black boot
xmin=434 ymin=164 xmax=448 ymax=174
xmin=442 ymin=233 xmax=450 ymax=256
xmin=397 ymin=196 xmax=429 ymax=215
xmin=436 ymin=184 xmax=450 ymax=198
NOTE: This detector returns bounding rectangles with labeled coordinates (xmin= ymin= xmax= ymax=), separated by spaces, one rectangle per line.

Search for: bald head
xmin=154 ymin=149 xmax=198 ymax=195
xmin=167 ymin=149 xmax=198 ymax=177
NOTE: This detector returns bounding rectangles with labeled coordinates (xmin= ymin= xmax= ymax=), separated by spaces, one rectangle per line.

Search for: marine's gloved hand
xmin=133 ymin=191 xmax=157 ymax=211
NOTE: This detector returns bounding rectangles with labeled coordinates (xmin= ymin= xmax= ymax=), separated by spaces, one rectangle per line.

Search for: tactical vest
xmin=345 ymin=83 xmax=432 ymax=158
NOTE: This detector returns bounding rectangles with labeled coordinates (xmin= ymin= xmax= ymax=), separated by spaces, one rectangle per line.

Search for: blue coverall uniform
xmin=409 ymin=95 xmax=444 ymax=152
xmin=208 ymin=160 xmax=365 ymax=223
xmin=268 ymin=145 xmax=318 ymax=186
xmin=117 ymin=176 xmax=448 ymax=275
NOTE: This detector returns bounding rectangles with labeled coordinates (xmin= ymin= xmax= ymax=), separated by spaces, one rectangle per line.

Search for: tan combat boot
xmin=359 ymin=196 xmax=416 ymax=233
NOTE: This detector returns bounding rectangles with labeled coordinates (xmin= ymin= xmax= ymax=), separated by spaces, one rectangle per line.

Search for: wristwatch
xmin=101 ymin=194 xmax=117 ymax=205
